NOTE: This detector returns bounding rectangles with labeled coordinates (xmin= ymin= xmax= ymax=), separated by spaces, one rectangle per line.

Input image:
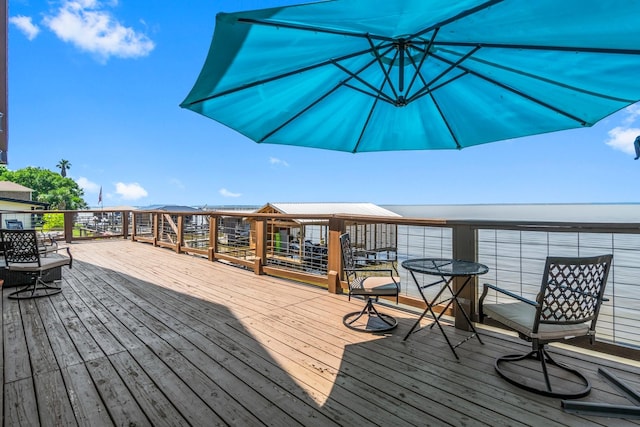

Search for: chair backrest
xmin=5 ymin=219 xmax=24 ymax=229
xmin=534 ymin=254 xmax=613 ymax=333
xmin=339 ymin=233 xmax=357 ymax=284
xmin=0 ymin=229 xmax=42 ymax=265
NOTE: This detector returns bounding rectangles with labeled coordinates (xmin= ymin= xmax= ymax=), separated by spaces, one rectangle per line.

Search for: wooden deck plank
xmin=59 ymin=363 xmax=113 ymax=426
xmin=19 ymin=299 xmax=59 ymax=377
xmin=84 ymin=356 xmax=151 ymax=426
xmin=3 ymin=309 xmax=31 ymax=384
xmin=3 ymin=239 xmax=640 ymax=427
xmin=107 ymin=351 xmax=190 ymax=427
xmin=126 ymin=346 xmax=229 ymax=427
xmin=242 ymin=310 xmax=529 ymax=427
xmin=5 ymin=377 xmax=38 ymax=426
xmin=33 ymin=370 xmax=78 ymax=427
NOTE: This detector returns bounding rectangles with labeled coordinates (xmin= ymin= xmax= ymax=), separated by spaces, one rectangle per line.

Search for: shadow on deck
xmin=2 ymin=240 xmax=640 ymax=426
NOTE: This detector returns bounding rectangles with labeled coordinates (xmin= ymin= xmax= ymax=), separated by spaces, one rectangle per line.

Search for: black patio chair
xmin=340 ymin=233 xmax=399 ymax=333
xmin=5 ymin=219 xmax=23 ymax=229
xmin=479 ymin=254 xmax=613 ymax=398
xmin=1 ymin=229 xmax=73 ymax=299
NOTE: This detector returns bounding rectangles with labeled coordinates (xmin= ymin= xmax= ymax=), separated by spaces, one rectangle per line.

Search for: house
xmin=0 ymin=181 xmax=49 ymax=228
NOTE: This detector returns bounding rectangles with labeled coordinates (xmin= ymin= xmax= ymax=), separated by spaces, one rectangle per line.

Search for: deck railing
xmin=2 ymin=208 xmax=639 ymax=358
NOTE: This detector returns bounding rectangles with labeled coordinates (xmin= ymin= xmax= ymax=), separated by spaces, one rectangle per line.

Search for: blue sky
xmin=7 ymin=0 xmax=640 ymax=208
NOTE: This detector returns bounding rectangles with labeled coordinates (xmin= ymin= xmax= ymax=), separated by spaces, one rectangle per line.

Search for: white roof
xmin=266 ymin=202 xmax=401 ymax=217
xmin=0 ymin=181 xmax=33 ymax=192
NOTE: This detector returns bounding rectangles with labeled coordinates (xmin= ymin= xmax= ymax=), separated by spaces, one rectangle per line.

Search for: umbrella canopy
xmin=181 ymin=0 xmax=640 ymax=153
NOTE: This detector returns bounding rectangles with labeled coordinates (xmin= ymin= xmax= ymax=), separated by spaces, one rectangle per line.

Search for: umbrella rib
xmin=258 ymin=85 xmax=341 ymax=143
xmin=433 ymin=41 xmax=640 ymax=56
xmin=430 ymin=52 xmax=589 ymax=125
xmin=183 ymin=46 xmax=380 ymax=106
xmin=342 ymin=83 xmax=395 ymax=106
xmin=436 ymin=47 xmax=637 ymax=103
xmin=410 ymin=0 xmax=506 ymax=40
xmin=429 ymin=93 xmax=462 ymax=150
xmin=353 ymin=96 xmax=382 ymax=153
xmin=367 ymin=36 xmax=400 ymax=101
xmin=237 ymin=17 xmax=394 ymax=42
xmin=405 ymin=28 xmax=439 ymax=96
xmin=406 ymin=45 xmax=481 ymax=104
xmin=353 ymin=74 xmax=397 ymax=152
xmin=332 ymin=46 xmax=397 ymax=105
xmin=259 ymin=65 xmax=372 ymax=142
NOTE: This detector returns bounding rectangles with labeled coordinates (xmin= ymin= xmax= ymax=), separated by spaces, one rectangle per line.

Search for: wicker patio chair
xmin=340 ymin=232 xmax=399 ymax=333
xmin=479 ymin=254 xmax=613 ymax=398
xmin=1 ymin=229 xmax=73 ymax=299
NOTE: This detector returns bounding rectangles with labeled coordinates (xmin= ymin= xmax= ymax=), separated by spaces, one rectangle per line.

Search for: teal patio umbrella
xmin=181 ymin=0 xmax=640 ymax=153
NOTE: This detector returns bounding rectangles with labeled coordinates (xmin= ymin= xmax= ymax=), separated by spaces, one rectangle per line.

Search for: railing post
xmin=63 ymin=211 xmax=73 ymax=243
xmin=122 ymin=210 xmax=129 ymax=239
xmin=131 ymin=212 xmax=137 ymax=240
xmin=254 ymin=219 xmax=267 ymax=275
xmin=152 ymin=213 xmax=159 ymax=246
xmin=208 ymin=215 xmax=218 ymax=261
xmin=452 ymin=224 xmax=478 ymax=330
xmin=327 ymin=217 xmax=345 ymax=294
xmin=176 ymin=215 xmax=184 ymax=253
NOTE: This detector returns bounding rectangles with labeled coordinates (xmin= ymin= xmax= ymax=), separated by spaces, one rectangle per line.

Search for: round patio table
xmin=402 ymin=258 xmax=489 ymax=360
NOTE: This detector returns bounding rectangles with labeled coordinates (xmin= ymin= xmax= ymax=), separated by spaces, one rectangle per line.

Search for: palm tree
xmin=56 ymin=159 xmax=71 ymax=177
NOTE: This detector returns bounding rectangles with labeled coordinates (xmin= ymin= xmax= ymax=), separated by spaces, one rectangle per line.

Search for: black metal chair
xmin=340 ymin=233 xmax=399 ymax=333
xmin=479 ymin=254 xmax=613 ymax=398
xmin=1 ymin=229 xmax=73 ymax=299
xmin=5 ymin=219 xmax=23 ymax=229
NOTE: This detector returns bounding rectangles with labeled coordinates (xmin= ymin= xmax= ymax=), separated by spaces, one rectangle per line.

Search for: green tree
xmin=0 ymin=166 xmax=87 ymax=210
xmin=56 ymin=159 xmax=71 ymax=177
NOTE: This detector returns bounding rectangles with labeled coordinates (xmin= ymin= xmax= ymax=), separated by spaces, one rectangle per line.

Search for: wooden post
xmin=208 ymin=215 xmax=218 ymax=261
xmin=63 ymin=211 xmax=73 ymax=243
xmin=176 ymin=215 xmax=184 ymax=253
xmin=122 ymin=210 xmax=129 ymax=239
xmin=254 ymin=219 xmax=267 ymax=275
xmin=452 ymin=224 xmax=477 ymax=330
xmin=131 ymin=211 xmax=137 ymax=240
xmin=152 ymin=213 xmax=158 ymax=246
xmin=327 ymin=217 xmax=345 ymax=294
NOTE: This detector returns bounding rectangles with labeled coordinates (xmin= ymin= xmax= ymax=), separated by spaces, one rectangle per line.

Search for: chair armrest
xmin=40 ymin=244 xmax=73 ymax=267
xmin=344 ymin=267 xmax=394 ymax=275
xmin=481 ymin=283 xmax=538 ymax=305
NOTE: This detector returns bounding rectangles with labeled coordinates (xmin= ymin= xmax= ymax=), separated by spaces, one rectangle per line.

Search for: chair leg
xmin=495 ymin=347 xmax=591 ymax=398
xmin=343 ymin=298 xmax=398 ymax=333
xmin=8 ymin=275 xmax=62 ymax=300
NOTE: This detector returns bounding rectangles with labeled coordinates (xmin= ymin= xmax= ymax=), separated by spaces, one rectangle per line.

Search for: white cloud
xmin=605 ymin=103 xmax=640 ymax=155
xmin=622 ymin=103 xmax=640 ymax=125
xmin=605 ymin=126 xmax=640 ymax=155
xmin=43 ymin=0 xmax=155 ymax=62
xmin=76 ymin=176 xmax=101 ymax=192
xmin=219 ymin=188 xmax=241 ymax=198
xmin=10 ymin=15 xmax=41 ymax=40
xmin=269 ymin=157 xmax=289 ymax=167
xmin=115 ymin=182 xmax=148 ymax=200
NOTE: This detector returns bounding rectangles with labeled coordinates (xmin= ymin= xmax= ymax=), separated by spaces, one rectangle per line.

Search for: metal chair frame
xmin=340 ymin=233 xmax=399 ymax=333
xmin=1 ymin=229 xmax=72 ymax=300
xmin=479 ymin=254 xmax=613 ymax=398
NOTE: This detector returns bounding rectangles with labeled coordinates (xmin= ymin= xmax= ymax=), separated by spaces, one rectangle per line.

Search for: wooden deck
xmin=3 ymin=239 xmax=640 ymax=426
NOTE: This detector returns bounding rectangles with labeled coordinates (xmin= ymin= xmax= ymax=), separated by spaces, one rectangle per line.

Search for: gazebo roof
xmin=258 ymin=202 xmax=401 ymax=218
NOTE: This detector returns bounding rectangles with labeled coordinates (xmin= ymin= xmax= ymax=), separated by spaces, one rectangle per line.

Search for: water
xmin=381 ymin=204 xmax=640 ymax=349
xmin=383 ymin=203 xmax=640 ymax=223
